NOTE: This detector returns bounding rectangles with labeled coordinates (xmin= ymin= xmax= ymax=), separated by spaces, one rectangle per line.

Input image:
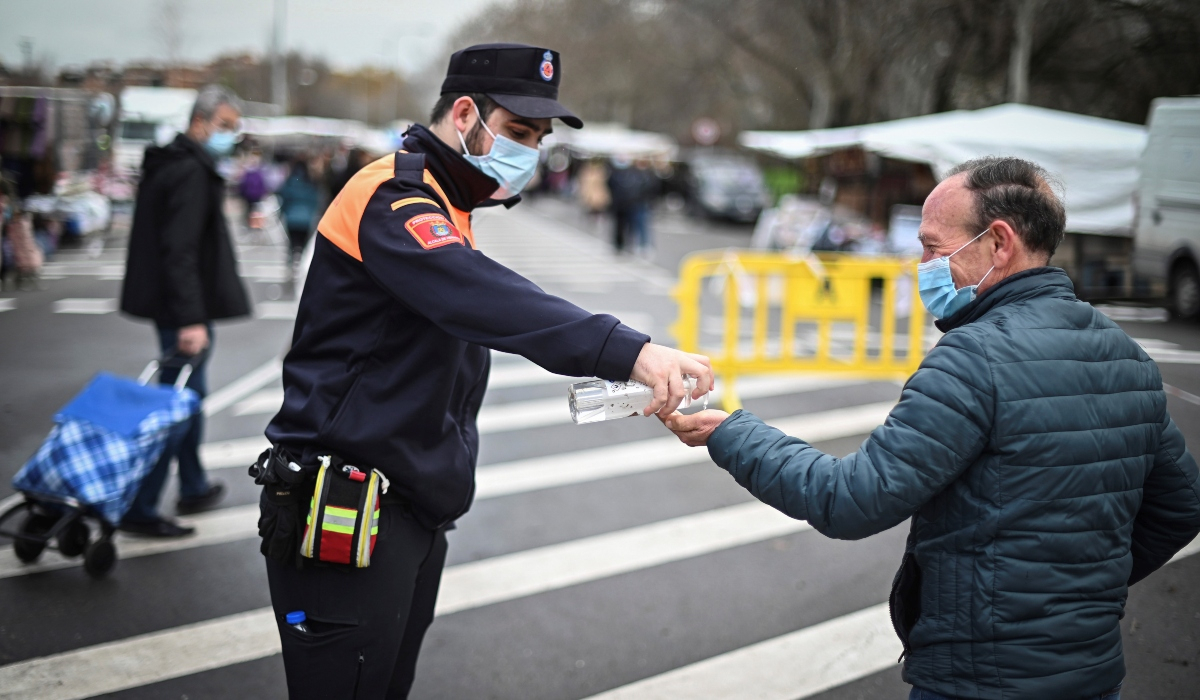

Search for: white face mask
xmin=456 ymin=103 xmax=540 ymax=198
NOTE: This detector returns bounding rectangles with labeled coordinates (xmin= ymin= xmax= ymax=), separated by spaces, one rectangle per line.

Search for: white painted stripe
xmin=436 ymin=501 xmax=808 ymax=615
xmin=199 ymin=435 xmax=269 ymax=468
xmin=0 ymin=298 xmax=15 ymax=312
xmin=255 ymin=301 xmax=298 ymax=320
xmin=0 ymin=505 xmax=258 ymax=579
xmin=1168 ymin=533 xmax=1200 ymax=564
xmin=51 ymin=298 xmax=116 ymax=314
xmin=0 ymin=502 xmax=810 ymax=699
xmin=474 ymin=401 xmax=895 ymax=499
xmin=0 ymin=608 xmax=279 ymax=700
xmin=202 ymin=357 xmax=282 ymax=417
xmin=232 ymin=388 xmax=284 ymax=416
xmin=582 ymin=603 xmax=900 ymax=700
xmin=1143 ymin=347 xmax=1200 ymax=364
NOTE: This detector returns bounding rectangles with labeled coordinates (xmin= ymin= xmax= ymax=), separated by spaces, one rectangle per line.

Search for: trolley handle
xmin=137 ymin=350 xmax=209 ymax=391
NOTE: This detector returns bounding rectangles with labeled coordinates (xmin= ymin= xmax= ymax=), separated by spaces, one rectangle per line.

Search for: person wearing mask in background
xmin=660 ymin=157 xmax=1200 ymax=700
xmin=119 ymin=85 xmax=251 ymax=537
xmin=255 ymin=43 xmax=713 ymax=699
xmin=276 ymin=154 xmax=321 ymax=270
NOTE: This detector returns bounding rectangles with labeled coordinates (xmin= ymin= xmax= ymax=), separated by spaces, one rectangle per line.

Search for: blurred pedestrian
xmin=276 ymin=155 xmax=321 ymax=268
xmin=330 ymin=146 xmax=368 ymax=198
xmin=238 ymin=149 xmax=267 ymax=227
xmin=630 ymin=158 xmax=658 ymax=257
xmin=3 ymin=210 xmax=42 ymax=290
xmin=662 ymin=157 xmax=1200 ymax=700
xmin=576 ymin=158 xmax=610 ymax=227
xmin=119 ymin=84 xmax=251 ymax=537
xmin=607 ymin=156 xmax=642 ymax=253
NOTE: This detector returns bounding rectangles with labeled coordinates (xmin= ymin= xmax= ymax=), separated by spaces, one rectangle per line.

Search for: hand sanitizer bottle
xmin=568 ymin=375 xmax=705 ymax=424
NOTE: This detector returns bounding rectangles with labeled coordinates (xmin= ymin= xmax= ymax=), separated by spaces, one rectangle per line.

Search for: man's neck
xmin=428 ymin=120 xmax=464 ymax=154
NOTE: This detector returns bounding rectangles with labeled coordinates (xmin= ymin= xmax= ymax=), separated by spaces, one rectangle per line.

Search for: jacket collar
xmin=401 ymin=124 xmax=503 ymax=212
xmin=935 ymin=267 xmax=1076 ymax=332
xmin=172 ymin=133 xmax=220 ymax=177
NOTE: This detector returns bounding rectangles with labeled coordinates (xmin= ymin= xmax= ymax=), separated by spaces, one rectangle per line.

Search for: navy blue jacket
xmin=707 ymin=268 xmax=1200 ymax=700
xmin=266 ymin=126 xmax=649 ymax=527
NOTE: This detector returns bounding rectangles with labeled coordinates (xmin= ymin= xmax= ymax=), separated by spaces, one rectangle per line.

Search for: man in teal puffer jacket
xmin=663 ymin=157 xmax=1200 ymax=700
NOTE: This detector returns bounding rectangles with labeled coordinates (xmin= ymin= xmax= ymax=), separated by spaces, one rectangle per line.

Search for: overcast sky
xmin=1 ymin=0 xmax=501 ymax=74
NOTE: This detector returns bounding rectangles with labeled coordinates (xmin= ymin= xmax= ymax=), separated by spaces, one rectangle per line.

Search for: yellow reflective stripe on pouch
xmin=321 ymin=522 xmax=356 ymax=534
xmin=301 ymin=464 xmax=330 ymax=558
xmin=325 ymin=505 xmax=358 ymax=519
xmin=357 ymin=471 xmax=381 ymax=567
xmin=391 ymin=197 xmax=441 ymax=211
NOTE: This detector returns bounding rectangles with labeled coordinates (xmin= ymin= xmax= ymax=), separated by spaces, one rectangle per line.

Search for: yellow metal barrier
xmin=670 ymin=251 xmax=929 ymax=411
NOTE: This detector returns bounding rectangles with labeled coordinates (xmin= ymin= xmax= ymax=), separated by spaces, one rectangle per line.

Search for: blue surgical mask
xmin=205 ymin=129 xmax=238 ymax=157
xmin=457 ymin=103 xmax=540 ymax=198
xmin=917 ymin=228 xmax=994 ymax=319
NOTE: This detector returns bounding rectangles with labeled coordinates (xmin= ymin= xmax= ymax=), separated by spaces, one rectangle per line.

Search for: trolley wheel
xmin=57 ymin=519 xmax=90 ymax=558
xmin=83 ymin=538 xmax=117 ymax=579
xmin=13 ymin=513 xmax=55 ymax=563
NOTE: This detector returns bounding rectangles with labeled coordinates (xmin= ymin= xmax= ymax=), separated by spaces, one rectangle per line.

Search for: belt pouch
xmin=300 ymin=460 xmax=383 ymax=567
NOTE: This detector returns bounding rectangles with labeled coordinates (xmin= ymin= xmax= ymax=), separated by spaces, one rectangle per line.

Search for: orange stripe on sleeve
xmin=390 ymin=197 xmax=441 ymax=211
xmin=316 ymin=154 xmax=397 ymax=261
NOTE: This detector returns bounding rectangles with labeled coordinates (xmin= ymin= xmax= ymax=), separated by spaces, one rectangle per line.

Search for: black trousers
xmin=266 ymin=503 xmax=447 ymax=699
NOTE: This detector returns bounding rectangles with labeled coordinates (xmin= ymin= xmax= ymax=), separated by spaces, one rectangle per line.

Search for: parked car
xmin=683 ymin=153 xmax=772 ymax=223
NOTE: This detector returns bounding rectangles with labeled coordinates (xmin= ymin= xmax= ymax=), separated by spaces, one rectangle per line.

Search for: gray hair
xmin=190 ymin=84 xmax=244 ymax=123
xmin=945 ymin=156 xmax=1067 ymax=259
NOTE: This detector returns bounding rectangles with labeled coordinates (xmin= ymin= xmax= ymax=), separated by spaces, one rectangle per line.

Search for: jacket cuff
xmin=593 ymin=323 xmax=650 ymax=381
xmin=707 ymin=409 xmax=750 ymax=473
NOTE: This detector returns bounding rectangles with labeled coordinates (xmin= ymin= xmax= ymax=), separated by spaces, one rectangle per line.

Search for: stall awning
xmin=544 ymin=122 xmax=677 ymax=160
xmin=740 ymin=104 xmax=1148 ymax=236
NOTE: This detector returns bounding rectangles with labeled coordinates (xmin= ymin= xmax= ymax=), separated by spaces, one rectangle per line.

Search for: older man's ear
xmin=660 ymin=409 xmax=731 ymax=447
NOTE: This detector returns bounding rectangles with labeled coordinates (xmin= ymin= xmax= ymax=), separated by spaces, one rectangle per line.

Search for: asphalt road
xmin=0 ymin=197 xmax=1196 ymax=700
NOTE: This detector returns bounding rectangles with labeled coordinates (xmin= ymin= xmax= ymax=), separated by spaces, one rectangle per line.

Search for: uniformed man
xmin=256 ymin=43 xmax=713 ymax=699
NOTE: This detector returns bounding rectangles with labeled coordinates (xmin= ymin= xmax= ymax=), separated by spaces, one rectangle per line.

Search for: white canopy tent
xmin=740 ymin=104 xmax=1148 ymax=236
xmin=543 ymin=122 xmax=677 ymax=160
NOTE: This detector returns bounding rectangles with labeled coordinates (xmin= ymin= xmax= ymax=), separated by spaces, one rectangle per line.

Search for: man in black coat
xmin=119 ymin=85 xmax=251 ymax=537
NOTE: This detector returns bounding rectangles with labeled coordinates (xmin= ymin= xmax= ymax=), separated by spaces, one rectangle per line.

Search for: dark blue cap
xmin=441 ymin=43 xmax=583 ymax=129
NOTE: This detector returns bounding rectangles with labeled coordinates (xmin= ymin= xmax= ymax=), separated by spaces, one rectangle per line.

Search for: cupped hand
xmin=660 ymin=409 xmax=730 ymax=447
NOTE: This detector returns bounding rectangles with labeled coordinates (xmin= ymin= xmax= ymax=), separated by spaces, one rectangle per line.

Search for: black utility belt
xmin=251 ymin=446 xmax=394 ymax=568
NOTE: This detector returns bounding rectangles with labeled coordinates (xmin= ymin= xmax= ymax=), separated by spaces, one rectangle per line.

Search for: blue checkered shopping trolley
xmin=0 ymin=356 xmax=202 ymax=578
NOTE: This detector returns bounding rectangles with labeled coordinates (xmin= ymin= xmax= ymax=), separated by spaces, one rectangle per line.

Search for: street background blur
xmin=1 ymin=1 xmax=1199 ymax=699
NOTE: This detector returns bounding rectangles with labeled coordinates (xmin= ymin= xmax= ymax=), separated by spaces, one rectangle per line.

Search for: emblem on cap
xmin=539 ymin=50 xmax=554 ymax=82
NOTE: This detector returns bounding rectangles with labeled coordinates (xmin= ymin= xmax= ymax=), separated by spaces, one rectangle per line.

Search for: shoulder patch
xmin=405 ymin=213 xmax=464 ymax=250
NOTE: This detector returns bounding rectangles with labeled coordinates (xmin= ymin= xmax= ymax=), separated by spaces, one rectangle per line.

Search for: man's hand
xmin=177 ymin=324 xmax=210 ymax=356
xmin=661 ymin=410 xmax=730 ymax=447
xmin=630 ymin=344 xmax=715 ymax=418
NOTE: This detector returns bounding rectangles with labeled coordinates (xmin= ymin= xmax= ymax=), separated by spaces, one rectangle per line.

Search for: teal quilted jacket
xmin=707 ymin=268 xmax=1200 ymax=700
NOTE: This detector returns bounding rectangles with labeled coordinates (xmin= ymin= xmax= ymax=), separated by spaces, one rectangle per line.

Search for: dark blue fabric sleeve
xmin=358 ymin=199 xmax=648 ymax=381
xmin=1129 ymin=411 xmax=1200 ymax=585
xmin=707 ymin=330 xmax=995 ymax=540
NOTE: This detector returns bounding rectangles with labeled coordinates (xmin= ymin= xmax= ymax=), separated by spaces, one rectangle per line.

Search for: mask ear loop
xmin=947 ymin=226 xmax=992 ymax=259
xmin=457 ymin=101 xmax=497 ymax=157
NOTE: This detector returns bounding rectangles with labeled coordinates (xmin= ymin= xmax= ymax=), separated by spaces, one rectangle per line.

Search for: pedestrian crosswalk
xmin=2 ymin=204 xmax=1198 ymax=700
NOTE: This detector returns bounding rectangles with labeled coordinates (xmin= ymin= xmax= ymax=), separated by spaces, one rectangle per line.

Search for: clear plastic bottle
xmin=286 ymin=611 xmax=309 ymax=633
xmin=568 ymin=375 xmax=706 ymax=424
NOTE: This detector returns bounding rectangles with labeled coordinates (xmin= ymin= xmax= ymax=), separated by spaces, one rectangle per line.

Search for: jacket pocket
xmin=889 ymin=551 xmax=922 ymax=660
